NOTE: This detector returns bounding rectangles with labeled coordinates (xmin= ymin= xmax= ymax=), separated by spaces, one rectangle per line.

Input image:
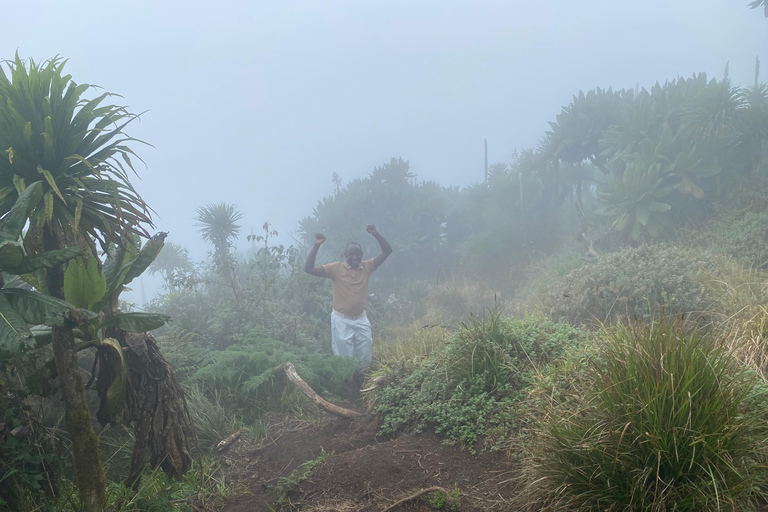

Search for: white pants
xmin=331 ymin=310 xmax=372 ymax=365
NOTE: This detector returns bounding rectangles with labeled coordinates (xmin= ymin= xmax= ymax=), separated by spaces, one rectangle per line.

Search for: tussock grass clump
xmin=519 ymin=317 xmax=768 ymax=511
xmin=374 ymin=323 xmax=449 ymax=366
xmin=185 ymin=385 xmax=243 ymax=451
xmin=695 ymin=257 xmax=768 ymax=380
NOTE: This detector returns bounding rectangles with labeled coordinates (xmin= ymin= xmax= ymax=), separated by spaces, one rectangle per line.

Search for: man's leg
xmin=331 ymin=313 xmax=355 ymax=358
xmin=352 ymin=316 xmax=373 ymax=365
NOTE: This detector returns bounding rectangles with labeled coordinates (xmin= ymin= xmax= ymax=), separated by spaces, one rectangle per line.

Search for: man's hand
xmin=306 ymin=233 xmax=327 ymax=277
xmin=369 ymin=225 xmax=392 ymax=269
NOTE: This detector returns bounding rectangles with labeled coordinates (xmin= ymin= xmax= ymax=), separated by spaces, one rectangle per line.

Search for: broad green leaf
xmin=19 ymin=270 xmax=48 ymax=294
xmin=647 ymin=201 xmax=672 ymax=213
xmin=0 ymin=292 xmax=34 ymax=358
xmin=0 ymin=240 xmax=24 ymax=269
xmin=30 ymin=325 xmax=52 ymax=348
xmin=103 ymin=242 xmax=130 ymax=289
xmin=0 ymin=181 xmax=43 ymax=239
xmin=2 ymin=288 xmax=97 ymax=326
xmin=101 ymin=337 xmax=127 ymax=418
xmin=7 ymin=247 xmax=81 ymax=275
xmin=121 ymin=235 xmax=165 ymax=286
xmin=64 ymin=256 xmax=106 ymax=310
xmin=99 ymin=241 xmax=137 ymax=305
xmin=636 ymin=205 xmax=650 ymax=226
xmin=98 ymin=312 xmax=170 ymax=332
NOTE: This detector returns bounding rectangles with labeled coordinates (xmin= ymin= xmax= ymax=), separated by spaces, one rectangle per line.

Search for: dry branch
xmin=273 ymin=362 xmax=363 ymax=419
xmin=216 ymin=430 xmax=242 ymax=452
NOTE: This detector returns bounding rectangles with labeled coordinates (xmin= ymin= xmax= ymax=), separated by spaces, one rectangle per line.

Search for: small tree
xmin=195 ymin=202 xmax=242 ymax=301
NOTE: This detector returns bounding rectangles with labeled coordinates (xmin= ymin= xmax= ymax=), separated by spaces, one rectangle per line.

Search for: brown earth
xmin=203 ymin=399 xmax=522 ymax=512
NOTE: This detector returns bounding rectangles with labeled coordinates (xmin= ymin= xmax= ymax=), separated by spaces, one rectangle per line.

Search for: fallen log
xmin=273 ymin=362 xmax=363 ymax=419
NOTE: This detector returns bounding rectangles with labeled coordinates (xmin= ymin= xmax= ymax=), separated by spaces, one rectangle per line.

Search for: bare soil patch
xmin=205 ymin=402 xmax=521 ymax=512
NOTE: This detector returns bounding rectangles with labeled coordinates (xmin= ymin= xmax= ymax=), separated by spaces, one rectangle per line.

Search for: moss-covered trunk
xmin=51 ymin=325 xmax=106 ymax=511
xmin=45 ymin=229 xmax=106 ymax=511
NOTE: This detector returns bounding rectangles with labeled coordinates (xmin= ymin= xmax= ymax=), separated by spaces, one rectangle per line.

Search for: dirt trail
xmin=207 ymin=400 xmax=521 ymax=511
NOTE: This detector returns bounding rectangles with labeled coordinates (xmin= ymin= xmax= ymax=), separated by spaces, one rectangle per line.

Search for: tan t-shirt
xmin=321 ymin=258 xmax=376 ymax=317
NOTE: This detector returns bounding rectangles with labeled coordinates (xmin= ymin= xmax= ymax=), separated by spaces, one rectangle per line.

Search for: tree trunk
xmin=51 ymin=326 xmax=107 ymax=511
xmin=44 ymin=229 xmax=106 ymax=511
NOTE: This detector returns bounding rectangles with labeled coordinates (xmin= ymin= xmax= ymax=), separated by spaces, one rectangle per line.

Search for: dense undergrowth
xmin=370 ymin=314 xmax=585 ymax=453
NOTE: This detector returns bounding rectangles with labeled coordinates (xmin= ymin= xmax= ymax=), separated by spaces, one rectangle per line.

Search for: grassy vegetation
xmin=517 ymin=317 xmax=768 ymax=511
xmin=369 ymin=313 xmax=586 ymax=453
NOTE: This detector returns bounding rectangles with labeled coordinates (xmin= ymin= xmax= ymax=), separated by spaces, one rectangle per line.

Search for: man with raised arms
xmin=304 ymin=225 xmax=393 ymax=365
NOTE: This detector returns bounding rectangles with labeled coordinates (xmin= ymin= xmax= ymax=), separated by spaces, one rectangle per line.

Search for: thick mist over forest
xmin=4 ymin=1 xmax=766 ymax=305
xmin=2 ymin=3 xmax=768 ymax=512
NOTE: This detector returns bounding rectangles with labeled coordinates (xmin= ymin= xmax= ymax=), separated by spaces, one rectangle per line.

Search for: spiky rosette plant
xmin=0 ymin=53 xmax=152 ymax=256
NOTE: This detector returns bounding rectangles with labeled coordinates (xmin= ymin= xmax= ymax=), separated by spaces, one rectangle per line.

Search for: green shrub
xmin=520 ymin=317 xmax=768 ymax=511
xmin=712 ymin=210 xmax=768 ymax=270
xmin=374 ymin=315 xmax=585 ymax=452
xmin=543 ymin=244 xmax=716 ymax=324
xmin=190 ymin=332 xmax=358 ymax=422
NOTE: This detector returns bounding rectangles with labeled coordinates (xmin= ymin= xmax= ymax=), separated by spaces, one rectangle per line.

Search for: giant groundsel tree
xmin=0 ymin=54 xmax=163 ymax=511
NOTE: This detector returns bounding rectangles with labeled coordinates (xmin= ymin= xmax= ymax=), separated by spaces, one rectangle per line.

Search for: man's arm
xmin=367 ymin=225 xmax=393 ymax=269
xmin=304 ymin=233 xmax=327 ymax=277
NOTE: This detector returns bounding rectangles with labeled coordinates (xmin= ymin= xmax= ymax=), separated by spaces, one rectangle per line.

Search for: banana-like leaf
xmin=30 ymin=325 xmax=52 ymax=348
xmin=6 ymin=247 xmax=81 ymax=275
xmin=98 ymin=312 xmax=170 ymax=333
xmin=64 ymin=256 xmax=106 ymax=310
xmin=19 ymin=270 xmax=48 ymax=294
xmin=0 ymin=240 xmax=24 ymax=270
xmin=0 ymin=291 xmax=35 ymax=357
xmin=100 ymin=337 xmax=127 ymax=418
xmin=0 ymin=181 xmax=43 ymax=239
xmin=102 ymin=243 xmax=129 ymax=292
xmin=2 ymin=288 xmax=97 ymax=326
xmin=95 ymin=241 xmax=138 ymax=312
xmin=121 ymin=235 xmax=165 ymax=286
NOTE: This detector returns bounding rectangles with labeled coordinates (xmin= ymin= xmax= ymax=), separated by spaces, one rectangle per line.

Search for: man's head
xmin=345 ymin=242 xmax=363 ymax=269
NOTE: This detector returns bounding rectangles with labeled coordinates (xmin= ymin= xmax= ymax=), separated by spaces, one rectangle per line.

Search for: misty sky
xmin=2 ymin=1 xmax=767 ymax=301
